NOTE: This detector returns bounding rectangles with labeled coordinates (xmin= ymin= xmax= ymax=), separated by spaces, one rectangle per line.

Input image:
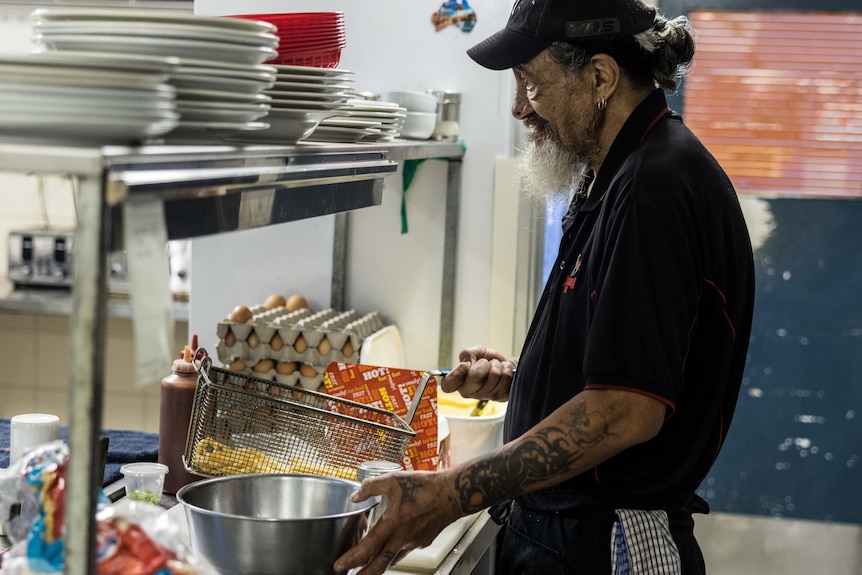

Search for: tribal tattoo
xmin=453 ymin=400 xmax=613 ymax=512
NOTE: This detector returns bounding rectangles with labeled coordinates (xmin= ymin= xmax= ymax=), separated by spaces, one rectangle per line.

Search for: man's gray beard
xmin=515 ymin=136 xmax=587 ymax=208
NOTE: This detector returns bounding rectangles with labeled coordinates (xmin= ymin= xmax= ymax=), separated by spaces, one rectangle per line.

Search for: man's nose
xmin=511 ymin=74 xmax=533 ymax=120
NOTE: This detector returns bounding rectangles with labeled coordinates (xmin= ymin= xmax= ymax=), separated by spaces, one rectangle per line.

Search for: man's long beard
xmin=515 ymin=115 xmax=594 ymax=205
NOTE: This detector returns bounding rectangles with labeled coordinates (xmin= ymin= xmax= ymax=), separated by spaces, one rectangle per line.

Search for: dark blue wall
xmin=699 ymin=199 xmax=862 ymax=523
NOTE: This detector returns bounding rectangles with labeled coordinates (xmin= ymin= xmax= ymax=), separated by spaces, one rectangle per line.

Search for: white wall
xmin=194 ymin=0 xmax=518 ymax=368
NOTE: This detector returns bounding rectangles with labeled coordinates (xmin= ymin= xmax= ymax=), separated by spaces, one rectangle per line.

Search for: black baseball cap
xmin=467 ymin=0 xmax=657 ymax=70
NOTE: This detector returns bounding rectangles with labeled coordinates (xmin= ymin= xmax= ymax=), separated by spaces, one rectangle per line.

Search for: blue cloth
xmin=0 ymin=418 xmax=159 ymax=486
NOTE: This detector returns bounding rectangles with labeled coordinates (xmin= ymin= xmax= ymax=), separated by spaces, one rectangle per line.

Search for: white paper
xmin=123 ymin=200 xmax=175 ymax=388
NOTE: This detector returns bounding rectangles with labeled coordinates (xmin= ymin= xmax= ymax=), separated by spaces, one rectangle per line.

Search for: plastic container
xmin=121 ymin=462 xmax=168 ymax=505
xmin=158 ymin=344 xmax=204 ymax=495
xmin=437 ymin=393 xmax=506 ymax=466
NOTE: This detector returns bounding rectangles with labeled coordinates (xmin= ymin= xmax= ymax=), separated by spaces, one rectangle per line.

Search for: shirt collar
xmin=581 ymin=89 xmax=670 ymax=212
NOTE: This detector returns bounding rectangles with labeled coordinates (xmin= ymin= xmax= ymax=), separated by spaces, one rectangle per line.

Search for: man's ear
xmin=588 ymin=53 xmax=621 ymax=102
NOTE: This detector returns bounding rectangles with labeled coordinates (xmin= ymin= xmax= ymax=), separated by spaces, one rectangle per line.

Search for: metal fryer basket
xmin=183 ymin=350 xmax=421 ymax=481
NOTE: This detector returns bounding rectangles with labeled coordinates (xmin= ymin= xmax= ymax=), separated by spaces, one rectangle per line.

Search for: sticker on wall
xmin=431 ymin=0 xmax=477 ymax=33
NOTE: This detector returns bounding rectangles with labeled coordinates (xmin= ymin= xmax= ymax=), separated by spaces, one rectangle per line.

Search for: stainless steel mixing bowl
xmin=176 ymin=473 xmax=380 ymax=575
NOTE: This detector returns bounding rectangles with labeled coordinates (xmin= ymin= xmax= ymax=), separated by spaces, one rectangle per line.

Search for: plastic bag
xmin=0 ymin=441 xmax=214 ymax=575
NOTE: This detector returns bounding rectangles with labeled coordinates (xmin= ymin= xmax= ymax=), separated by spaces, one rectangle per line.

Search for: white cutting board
xmin=387 ymin=512 xmax=481 ymax=572
xmin=164 ymin=504 xmax=479 ymax=573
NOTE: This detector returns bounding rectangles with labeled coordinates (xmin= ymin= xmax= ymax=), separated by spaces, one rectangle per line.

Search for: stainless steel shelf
xmin=0 ymin=279 xmax=189 ymax=321
xmin=0 ymin=139 xmax=464 ymax=575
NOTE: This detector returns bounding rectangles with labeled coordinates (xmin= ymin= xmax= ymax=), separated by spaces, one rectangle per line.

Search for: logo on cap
xmin=566 ymin=18 xmax=621 ymax=39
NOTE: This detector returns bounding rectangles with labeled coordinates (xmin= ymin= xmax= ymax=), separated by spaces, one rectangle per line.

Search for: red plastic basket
xmin=268 ymin=49 xmax=342 ymax=68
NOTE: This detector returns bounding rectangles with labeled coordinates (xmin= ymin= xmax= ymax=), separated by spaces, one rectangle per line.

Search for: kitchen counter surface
xmin=0 ymin=277 xmax=189 ymax=320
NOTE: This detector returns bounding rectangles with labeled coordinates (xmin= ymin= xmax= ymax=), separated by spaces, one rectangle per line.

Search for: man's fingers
xmin=440 ymin=362 xmax=470 ymax=393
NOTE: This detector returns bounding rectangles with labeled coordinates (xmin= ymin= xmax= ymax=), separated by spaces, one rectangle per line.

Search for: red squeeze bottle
xmin=159 ymin=344 xmax=204 ymax=494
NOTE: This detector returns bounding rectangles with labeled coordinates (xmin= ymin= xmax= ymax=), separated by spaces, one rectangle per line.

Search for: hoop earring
xmin=597 ymin=99 xmax=608 ymax=111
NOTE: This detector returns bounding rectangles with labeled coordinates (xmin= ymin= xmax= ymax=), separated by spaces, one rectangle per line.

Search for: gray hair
xmin=547 ymin=13 xmax=695 ymax=92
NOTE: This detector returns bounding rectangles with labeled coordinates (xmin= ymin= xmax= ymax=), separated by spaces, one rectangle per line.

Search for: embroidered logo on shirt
xmin=563 ymin=254 xmax=582 ymax=293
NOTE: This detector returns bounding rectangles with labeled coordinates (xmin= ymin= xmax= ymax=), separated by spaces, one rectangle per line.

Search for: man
xmin=334 ymin=0 xmax=755 ymax=573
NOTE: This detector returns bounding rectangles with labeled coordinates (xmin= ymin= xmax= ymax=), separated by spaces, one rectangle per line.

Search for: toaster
xmin=7 ymin=227 xmax=76 ymax=287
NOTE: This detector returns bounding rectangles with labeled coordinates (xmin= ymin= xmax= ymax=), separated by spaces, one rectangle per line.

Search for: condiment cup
xmin=121 ymin=462 xmax=169 ymax=505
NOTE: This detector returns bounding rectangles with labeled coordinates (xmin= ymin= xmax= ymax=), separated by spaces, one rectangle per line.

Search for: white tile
xmin=0 ymin=386 xmax=38 ymax=419
xmin=103 ymin=391 xmax=146 ymax=431
xmin=35 ymin=388 xmax=70 ymax=425
xmin=0 ymin=318 xmax=37 ymax=387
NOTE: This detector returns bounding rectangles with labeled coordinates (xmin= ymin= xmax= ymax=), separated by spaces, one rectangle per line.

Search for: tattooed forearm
xmin=453 ymin=401 xmax=613 ymax=512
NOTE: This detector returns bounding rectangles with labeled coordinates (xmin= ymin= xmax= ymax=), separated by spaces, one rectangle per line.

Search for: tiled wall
xmin=0 ymin=312 xmax=188 ymax=433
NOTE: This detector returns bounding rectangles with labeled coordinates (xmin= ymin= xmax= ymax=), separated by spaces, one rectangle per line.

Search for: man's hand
xmin=441 ymin=345 xmax=515 ymax=401
xmin=333 ymin=470 xmax=462 ymax=575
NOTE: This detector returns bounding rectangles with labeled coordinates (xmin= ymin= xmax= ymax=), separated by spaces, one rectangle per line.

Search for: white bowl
xmin=383 ymin=90 xmax=437 ymax=113
xmin=399 ymin=111 xmax=437 ymax=140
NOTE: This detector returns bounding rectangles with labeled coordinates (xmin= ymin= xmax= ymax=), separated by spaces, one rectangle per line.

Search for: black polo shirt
xmin=507 ymin=90 xmax=755 ymax=512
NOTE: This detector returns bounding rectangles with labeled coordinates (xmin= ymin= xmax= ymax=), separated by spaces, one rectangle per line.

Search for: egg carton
xmin=216 ymin=358 xmax=327 ymax=392
xmin=216 ymin=307 xmax=387 ymax=366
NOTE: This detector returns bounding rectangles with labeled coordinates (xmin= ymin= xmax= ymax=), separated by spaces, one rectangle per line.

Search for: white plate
xmin=163 ymin=120 xmax=269 ymax=142
xmin=0 ymin=82 xmax=175 ymax=101
xmin=176 ymin=89 xmax=271 ymax=105
xmin=267 ymin=80 xmax=352 ymax=93
xmin=273 ymin=73 xmax=353 ymax=85
xmin=319 ymin=117 xmax=383 ymax=129
xmin=263 ymin=89 xmax=350 ymax=101
xmin=265 ymin=98 xmax=345 ymax=110
xmin=0 ymin=66 xmax=168 ymax=89
xmin=176 ymin=58 xmax=276 ymax=75
xmin=228 ymin=115 xmax=321 ymax=145
xmin=331 ymin=108 xmax=407 ymax=121
xmin=36 ymin=33 xmax=278 ymax=66
xmin=34 ymin=21 xmax=279 ymax=49
xmin=175 ymin=65 xmax=276 ymax=82
xmin=171 ymin=74 xmax=273 ymax=95
xmin=176 ymin=107 xmax=268 ymax=124
xmin=271 ymin=64 xmax=353 ymax=77
xmin=0 ymin=94 xmax=175 ymax=114
xmin=31 ymin=8 xmax=276 ymax=34
xmin=8 ymin=51 xmax=179 ymax=74
xmin=0 ymin=114 xmax=177 ymax=145
xmin=0 ymin=107 xmax=179 ymax=124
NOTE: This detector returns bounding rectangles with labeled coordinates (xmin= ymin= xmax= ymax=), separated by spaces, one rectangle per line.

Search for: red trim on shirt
xmin=703 ymin=279 xmax=736 ymax=340
xmin=640 ymin=106 xmax=669 ymax=144
xmin=583 ymin=384 xmax=676 ymax=418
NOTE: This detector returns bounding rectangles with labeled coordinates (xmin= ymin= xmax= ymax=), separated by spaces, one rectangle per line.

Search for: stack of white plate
xmin=30 ymin=8 xmax=280 ymax=142
xmin=308 ymin=98 xmax=407 ymax=143
xmin=0 ymin=52 xmax=178 ymax=146
xmin=232 ymin=64 xmax=354 ymax=145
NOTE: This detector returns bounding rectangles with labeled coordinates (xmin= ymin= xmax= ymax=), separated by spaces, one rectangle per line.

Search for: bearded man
xmin=334 ymin=0 xmax=755 ymax=573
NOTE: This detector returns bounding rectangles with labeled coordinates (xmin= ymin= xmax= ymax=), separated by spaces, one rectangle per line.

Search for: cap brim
xmin=467 ymin=27 xmax=551 ymax=70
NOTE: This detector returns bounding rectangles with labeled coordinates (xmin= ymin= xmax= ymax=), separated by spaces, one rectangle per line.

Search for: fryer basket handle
xmin=404 ymin=368 xmax=450 ymax=426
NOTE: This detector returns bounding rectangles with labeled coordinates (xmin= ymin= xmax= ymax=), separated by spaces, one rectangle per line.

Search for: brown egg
xmin=318 ymin=337 xmax=331 ymax=355
xmin=228 ymin=359 xmax=246 ymax=371
xmin=276 ymin=361 xmax=298 ymax=375
xmin=270 ymin=332 xmax=284 ymax=351
xmin=299 ymin=363 xmax=318 ymax=378
xmin=264 ymin=293 xmax=287 ymax=309
xmin=224 ymin=329 xmax=236 ymax=347
xmin=253 ymin=359 xmax=275 ymax=373
xmin=247 ymin=332 xmax=260 ymax=349
xmin=342 ymin=340 xmax=354 ymax=357
xmin=285 ymin=294 xmax=308 ymax=312
xmin=294 ymin=335 xmax=308 ymax=353
xmin=229 ymin=305 xmax=253 ymax=323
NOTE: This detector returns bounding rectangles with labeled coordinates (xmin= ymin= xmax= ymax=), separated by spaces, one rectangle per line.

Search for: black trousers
xmin=494 ymin=501 xmax=706 ymax=575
